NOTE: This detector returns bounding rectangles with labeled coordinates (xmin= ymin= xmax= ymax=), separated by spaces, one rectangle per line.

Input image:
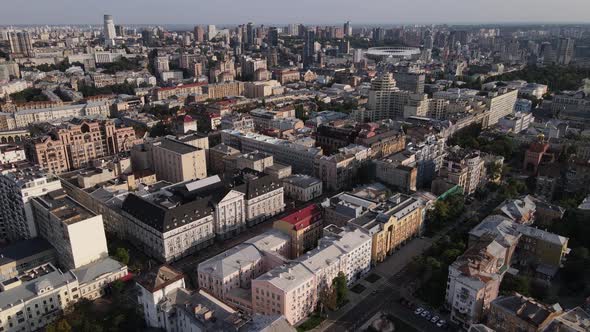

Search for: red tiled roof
xmin=279 ymin=204 xmax=322 ymax=231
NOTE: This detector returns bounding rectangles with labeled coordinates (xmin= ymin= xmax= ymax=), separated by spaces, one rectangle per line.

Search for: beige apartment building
xmin=350 ymin=194 xmax=424 ymax=263
xmin=28 ymin=119 xmax=140 ymax=174
xmin=203 ymin=81 xmax=245 ymax=99
xmin=151 ymin=138 xmax=207 ymax=183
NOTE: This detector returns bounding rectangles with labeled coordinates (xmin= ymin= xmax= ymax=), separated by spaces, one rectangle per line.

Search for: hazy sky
xmin=2 ymin=0 xmax=590 ymax=25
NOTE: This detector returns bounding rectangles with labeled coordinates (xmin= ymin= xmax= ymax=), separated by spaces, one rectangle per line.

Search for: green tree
xmin=501 ymin=274 xmax=531 ymax=296
xmin=46 ymin=319 xmax=72 ymax=332
xmin=113 ymin=247 xmax=130 ymax=265
xmin=332 ymin=272 xmax=348 ymax=307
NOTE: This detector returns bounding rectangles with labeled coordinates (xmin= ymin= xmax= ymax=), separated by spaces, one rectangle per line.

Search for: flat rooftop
xmin=34 ymin=189 xmax=95 ymax=225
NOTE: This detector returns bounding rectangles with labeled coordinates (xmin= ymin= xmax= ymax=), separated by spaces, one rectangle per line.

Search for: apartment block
xmin=31 ymin=189 xmax=109 ymax=270
xmin=151 ymin=138 xmax=207 ymax=183
xmin=221 ymin=130 xmax=323 ymax=175
xmin=446 ymin=231 xmax=518 ymax=329
xmin=488 ymin=293 xmax=562 ymax=332
xmin=282 ymin=175 xmax=323 ymax=202
xmin=349 ymin=194 xmax=425 ymax=263
xmin=27 ymin=119 xmax=140 ymax=174
xmin=273 ymin=204 xmax=323 ymax=259
xmin=315 ymin=145 xmax=370 ymax=192
xmin=0 ymin=163 xmax=62 ymax=241
xmin=252 ymin=226 xmax=372 ymax=325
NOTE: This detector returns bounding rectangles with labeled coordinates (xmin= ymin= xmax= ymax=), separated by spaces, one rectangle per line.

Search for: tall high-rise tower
xmin=8 ymin=32 xmax=33 ymax=57
xmin=303 ymin=27 xmax=316 ymax=68
xmin=556 ymin=38 xmax=574 ymax=65
xmin=103 ymin=14 xmax=116 ymax=46
xmin=344 ymin=21 xmax=352 ymax=37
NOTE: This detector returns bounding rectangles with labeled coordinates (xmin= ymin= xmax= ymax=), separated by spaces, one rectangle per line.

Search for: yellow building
xmin=273 ymin=204 xmax=323 ymax=259
xmin=350 ymin=194 xmax=424 ymax=263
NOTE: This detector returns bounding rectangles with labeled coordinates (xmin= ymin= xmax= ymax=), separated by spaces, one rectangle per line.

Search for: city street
xmin=314 ymin=193 xmax=499 ymax=332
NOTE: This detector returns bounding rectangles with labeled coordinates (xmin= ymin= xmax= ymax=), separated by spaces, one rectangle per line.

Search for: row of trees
xmin=488 ymin=65 xmax=590 ymax=92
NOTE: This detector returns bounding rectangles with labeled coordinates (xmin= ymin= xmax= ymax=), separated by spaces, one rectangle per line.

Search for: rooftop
xmin=136 ymin=265 xmax=184 ymax=293
xmin=33 ymin=189 xmax=95 ymax=225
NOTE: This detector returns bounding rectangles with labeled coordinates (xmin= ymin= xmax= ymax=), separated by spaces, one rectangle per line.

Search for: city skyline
xmin=2 ymin=0 xmax=590 ymax=25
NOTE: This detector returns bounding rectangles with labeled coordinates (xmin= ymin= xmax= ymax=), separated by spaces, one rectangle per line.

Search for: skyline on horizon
xmin=2 ymin=0 xmax=590 ymax=26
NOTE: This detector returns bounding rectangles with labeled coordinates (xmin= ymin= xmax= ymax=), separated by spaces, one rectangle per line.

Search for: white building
xmin=282 ymin=175 xmax=323 ymax=202
xmin=0 ymin=144 xmax=26 ymax=165
xmin=31 ymin=189 xmax=109 ymax=270
xmin=221 ymin=130 xmax=323 ymax=175
xmin=0 ymin=256 xmax=126 ymax=332
xmin=0 ymin=164 xmax=63 ymax=241
xmin=137 ymin=265 xmax=251 ymax=332
xmin=498 ymin=112 xmax=534 ymax=133
xmin=121 ymin=178 xmax=216 ymax=262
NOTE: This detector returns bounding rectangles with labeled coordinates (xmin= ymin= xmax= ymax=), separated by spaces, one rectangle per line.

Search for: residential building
xmin=203 ymin=81 xmax=245 ymax=99
xmin=0 ymin=238 xmax=56 ymax=282
xmin=151 ymin=138 xmax=207 ymax=183
xmin=316 ymin=145 xmax=370 ymax=192
xmin=323 ymin=192 xmax=378 ymax=226
xmin=221 ymin=130 xmax=323 ymax=175
xmin=487 ymin=293 xmax=562 ymax=332
xmin=273 ymin=204 xmax=323 ymax=258
xmin=27 ymin=119 xmax=140 ymax=174
xmin=494 ymin=195 xmax=536 ymax=225
xmin=197 ymin=230 xmax=289 ymax=303
xmin=446 ymin=233 xmax=514 ymax=329
xmin=31 ymin=189 xmax=109 ymax=270
xmin=0 ymin=264 xmax=80 ymax=332
xmin=252 ymin=226 xmax=371 ymax=325
xmin=282 ymin=175 xmax=323 ymax=202
xmin=349 ymin=194 xmax=425 ymax=263
xmin=0 ymin=163 xmax=62 ymax=241
xmin=0 ymin=144 xmax=25 ymax=165
xmin=375 ymin=152 xmax=418 ymax=193
xmin=498 ymin=112 xmax=534 ymax=133
xmin=139 ymin=264 xmax=251 ymax=331
xmin=469 ymin=215 xmax=569 ymax=279
xmin=438 ymin=147 xmax=485 ymax=195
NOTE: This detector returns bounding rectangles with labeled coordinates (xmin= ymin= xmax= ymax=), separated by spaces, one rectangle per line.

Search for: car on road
xmin=437 ymin=319 xmax=447 ymax=328
xmin=414 ymin=307 xmax=424 ymax=315
xmin=421 ymin=310 xmax=430 ymax=317
xmin=431 ymin=316 xmax=439 ymax=323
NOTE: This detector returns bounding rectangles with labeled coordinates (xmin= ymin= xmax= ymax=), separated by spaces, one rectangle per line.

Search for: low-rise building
xmin=446 ymin=233 xmax=514 ymax=329
xmin=273 ymin=204 xmax=323 ymax=259
xmin=121 ymin=179 xmax=216 ymax=262
xmin=488 ymin=293 xmax=562 ymax=332
xmin=282 ymin=175 xmax=323 ymax=202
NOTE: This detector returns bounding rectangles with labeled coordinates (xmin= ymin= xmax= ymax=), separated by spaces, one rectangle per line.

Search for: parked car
xmin=431 ymin=316 xmax=440 ymax=323
xmin=425 ymin=313 xmax=433 ymax=320
xmin=414 ymin=307 xmax=424 ymax=315
xmin=437 ymin=319 xmax=447 ymax=328
xmin=421 ymin=310 xmax=430 ymax=317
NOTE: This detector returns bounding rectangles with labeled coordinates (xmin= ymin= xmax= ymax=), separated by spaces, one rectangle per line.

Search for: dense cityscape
xmin=0 ymin=7 xmax=589 ymax=332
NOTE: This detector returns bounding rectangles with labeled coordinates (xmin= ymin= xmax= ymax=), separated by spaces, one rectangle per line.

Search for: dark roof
xmin=122 ymin=193 xmax=213 ymax=233
xmin=232 ymin=169 xmax=282 ymax=200
xmin=0 ymin=238 xmax=55 ymax=265
xmin=156 ymin=138 xmax=198 ymax=154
